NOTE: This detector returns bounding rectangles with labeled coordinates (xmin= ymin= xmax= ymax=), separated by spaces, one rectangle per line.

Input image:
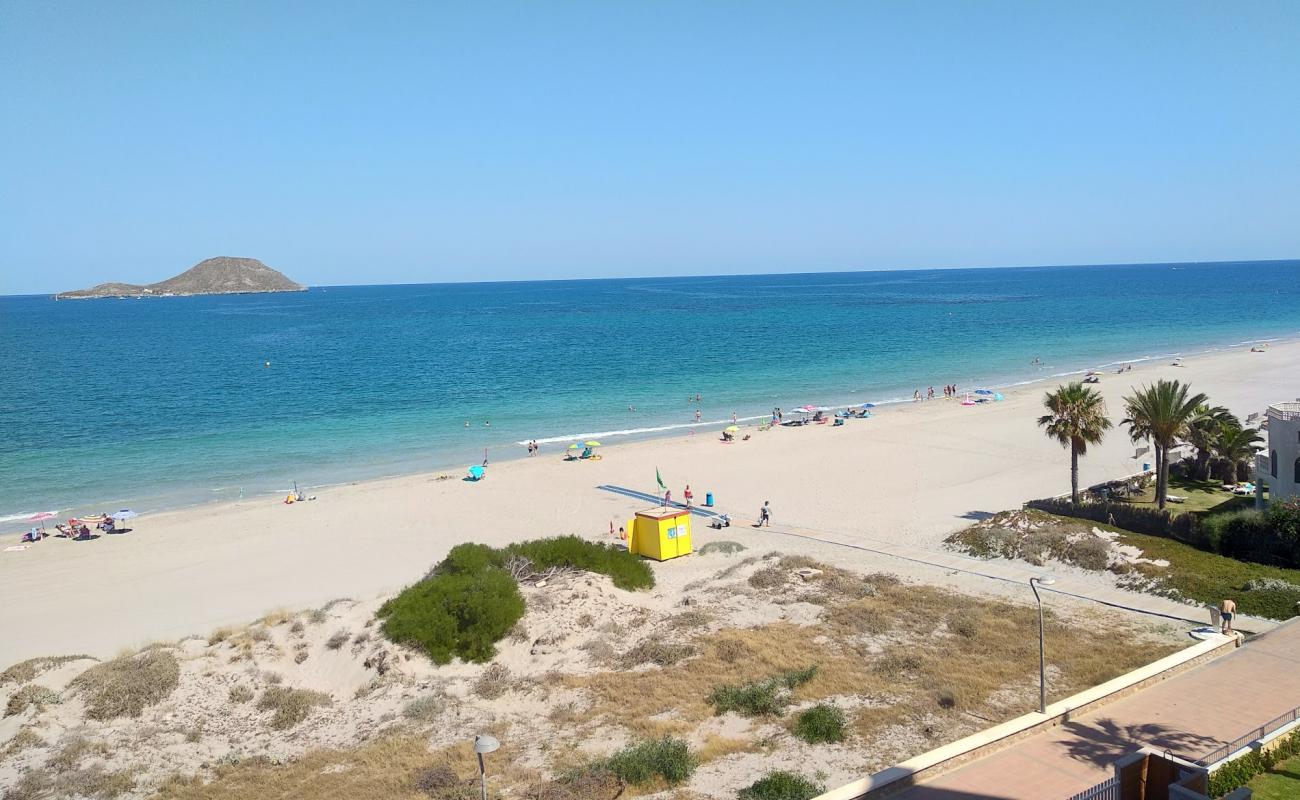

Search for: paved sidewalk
xmin=894 ymin=619 xmax=1300 ymax=799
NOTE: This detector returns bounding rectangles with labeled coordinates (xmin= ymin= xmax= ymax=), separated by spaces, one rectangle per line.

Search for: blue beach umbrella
xmin=860 ymin=403 xmax=876 ymax=408
xmin=467 ymin=465 xmax=485 ymax=481
xmin=113 ymin=509 xmax=137 ymax=530
xmin=974 ymin=389 xmax=994 ymax=395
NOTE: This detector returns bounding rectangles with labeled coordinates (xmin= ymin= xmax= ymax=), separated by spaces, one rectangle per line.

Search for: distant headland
xmin=56 ymin=257 xmax=306 ymax=299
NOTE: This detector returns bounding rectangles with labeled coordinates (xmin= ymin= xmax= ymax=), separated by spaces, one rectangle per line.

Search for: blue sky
xmin=2 ymin=1 xmax=1297 ymax=293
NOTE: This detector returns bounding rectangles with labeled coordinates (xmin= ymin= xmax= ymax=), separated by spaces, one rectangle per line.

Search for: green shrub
xmin=380 ymin=568 xmax=525 ymax=664
xmin=738 ymin=771 xmax=826 ymax=800
xmin=604 ymin=736 xmax=696 ymax=785
xmin=505 ymin=536 xmax=654 ymax=591
xmin=383 ymin=537 xmax=654 ymax=664
xmin=71 ymin=649 xmax=179 ymax=720
xmin=793 ymin=703 xmax=846 ymax=743
xmin=1209 ymin=729 xmax=1300 ymax=797
xmin=708 ymin=667 xmax=818 ymax=717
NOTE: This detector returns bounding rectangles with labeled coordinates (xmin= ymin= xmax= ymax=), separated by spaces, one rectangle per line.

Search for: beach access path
xmin=2 ymin=341 xmax=1297 ymax=666
xmin=893 ymin=619 xmax=1300 ymax=799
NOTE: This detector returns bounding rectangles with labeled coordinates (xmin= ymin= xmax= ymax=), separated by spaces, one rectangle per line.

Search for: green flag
xmin=656 ymin=467 xmax=665 ymax=490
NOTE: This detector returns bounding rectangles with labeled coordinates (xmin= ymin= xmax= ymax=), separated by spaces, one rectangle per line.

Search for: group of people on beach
xmin=914 ymin=384 xmax=959 ymax=401
xmin=526 ymin=440 xmax=540 ymax=455
xmin=22 ymin=515 xmax=119 ymax=543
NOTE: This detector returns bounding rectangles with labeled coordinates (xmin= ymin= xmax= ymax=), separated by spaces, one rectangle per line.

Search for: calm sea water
xmin=2 ymin=261 xmax=1299 ymax=525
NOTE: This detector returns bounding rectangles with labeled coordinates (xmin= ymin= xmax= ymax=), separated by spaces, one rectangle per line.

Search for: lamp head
xmin=1032 ymin=576 xmax=1057 ymax=587
xmin=474 ymin=734 xmax=500 ymax=755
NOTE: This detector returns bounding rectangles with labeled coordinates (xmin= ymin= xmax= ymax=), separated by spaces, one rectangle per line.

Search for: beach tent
xmin=467 ymin=465 xmax=485 ymax=481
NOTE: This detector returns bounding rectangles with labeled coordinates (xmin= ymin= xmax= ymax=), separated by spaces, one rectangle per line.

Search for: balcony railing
xmin=1256 ymin=453 xmax=1271 ymax=477
xmin=1267 ymin=402 xmax=1300 ymax=422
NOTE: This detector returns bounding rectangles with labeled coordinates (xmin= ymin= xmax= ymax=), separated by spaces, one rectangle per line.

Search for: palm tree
xmin=1122 ymin=380 xmax=1208 ymax=510
xmin=1184 ymin=404 xmax=1237 ymax=480
xmin=1211 ymin=424 xmax=1264 ymax=483
xmin=1038 ymin=382 xmax=1113 ymax=505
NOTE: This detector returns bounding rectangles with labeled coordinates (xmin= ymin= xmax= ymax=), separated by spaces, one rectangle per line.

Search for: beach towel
xmin=4 ymin=545 xmax=30 ymax=552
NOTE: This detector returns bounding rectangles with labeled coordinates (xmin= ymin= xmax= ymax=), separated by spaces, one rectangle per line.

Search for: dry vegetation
xmin=152 ymin=735 xmax=529 ymax=800
xmin=71 ymin=649 xmax=180 ymax=720
xmin=0 ymin=551 xmax=1184 ymax=800
xmin=256 ymin=686 xmax=333 ymax=730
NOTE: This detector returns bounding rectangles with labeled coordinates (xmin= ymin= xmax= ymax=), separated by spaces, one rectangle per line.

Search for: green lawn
xmin=1247 ymin=753 xmax=1300 ymax=799
xmin=1115 ymin=530 xmax=1300 ymax=620
xmin=1118 ymin=476 xmax=1255 ymax=516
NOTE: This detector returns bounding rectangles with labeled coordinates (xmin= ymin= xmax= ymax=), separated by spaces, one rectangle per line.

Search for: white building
xmin=1256 ymin=401 xmax=1300 ymax=506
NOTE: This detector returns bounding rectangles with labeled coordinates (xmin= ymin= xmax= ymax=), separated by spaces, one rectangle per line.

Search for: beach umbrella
xmin=994 ymin=393 xmax=1004 ymax=401
xmin=27 ymin=511 xmax=55 ymax=526
xmin=568 ymin=443 xmax=580 ymax=450
xmin=467 ymin=465 xmax=485 ymax=481
xmin=860 ymin=403 xmax=876 ymax=409
xmin=814 ymin=406 xmax=831 ymax=412
xmin=974 ymin=389 xmax=994 ymax=396
xmin=584 ymin=441 xmax=603 ymax=447
xmin=113 ymin=509 xmax=137 ymax=528
xmin=724 ymin=425 xmax=739 ymax=433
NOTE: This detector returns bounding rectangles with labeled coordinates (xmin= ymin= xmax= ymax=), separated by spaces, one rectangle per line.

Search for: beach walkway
xmin=890 ymin=619 xmax=1300 ymax=799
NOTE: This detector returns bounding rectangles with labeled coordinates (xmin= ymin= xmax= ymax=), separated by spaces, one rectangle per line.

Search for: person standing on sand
xmin=759 ymin=500 xmax=771 ymax=527
xmin=663 ymin=488 xmax=672 ymax=507
xmin=684 ymin=485 xmax=693 ymax=509
xmin=1221 ymin=598 xmax=1237 ymax=635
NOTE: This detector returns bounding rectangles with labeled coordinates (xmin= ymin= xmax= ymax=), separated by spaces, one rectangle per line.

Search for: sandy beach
xmin=3 ymin=340 xmax=1298 ymax=667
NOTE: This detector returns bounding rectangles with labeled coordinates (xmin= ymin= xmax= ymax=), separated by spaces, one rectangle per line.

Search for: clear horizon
xmin=3 ymin=1 xmax=1299 ymax=295
xmin=5 ymin=256 xmax=1299 ymax=298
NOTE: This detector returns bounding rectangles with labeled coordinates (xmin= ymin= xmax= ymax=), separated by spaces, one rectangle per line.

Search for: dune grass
xmin=257 ymin=686 xmax=332 ymax=730
xmin=152 ymin=734 xmax=531 ymax=800
xmin=567 ymin=574 xmax=1181 ymax=742
xmin=70 ymin=649 xmax=180 ymax=720
xmin=0 ymin=654 xmax=94 ymax=686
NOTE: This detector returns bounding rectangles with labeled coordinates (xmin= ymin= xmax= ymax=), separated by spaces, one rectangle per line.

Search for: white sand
xmin=3 ymin=341 xmax=1297 ymax=666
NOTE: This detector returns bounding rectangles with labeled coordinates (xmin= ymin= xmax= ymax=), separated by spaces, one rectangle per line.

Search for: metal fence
xmin=1067 ymin=775 xmax=1119 ymax=800
xmin=1195 ymin=705 xmax=1300 ymax=766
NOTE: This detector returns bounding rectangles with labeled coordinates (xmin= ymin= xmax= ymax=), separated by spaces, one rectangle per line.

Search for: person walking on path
xmin=683 ymin=485 xmax=694 ymax=510
xmin=1221 ymin=598 xmax=1237 ymax=635
xmin=757 ymin=500 xmax=771 ymax=527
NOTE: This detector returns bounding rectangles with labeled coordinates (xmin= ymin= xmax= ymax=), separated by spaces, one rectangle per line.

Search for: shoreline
xmin=4 ymin=329 xmax=1295 ymax=534
xmin=1 ymin=336 xmax=1296 ymax=665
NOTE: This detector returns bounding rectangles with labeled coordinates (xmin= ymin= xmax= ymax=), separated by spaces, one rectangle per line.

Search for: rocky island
xmin=56 ymin=256 xmax=306 ymax=298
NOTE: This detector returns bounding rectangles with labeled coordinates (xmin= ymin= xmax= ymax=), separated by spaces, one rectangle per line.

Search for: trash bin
xmin=705 ymin=492 xmax=714 ymax=507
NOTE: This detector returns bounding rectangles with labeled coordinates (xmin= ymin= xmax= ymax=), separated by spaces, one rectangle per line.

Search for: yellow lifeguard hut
xmin=626 ymin=506 xmax=693 ymax=561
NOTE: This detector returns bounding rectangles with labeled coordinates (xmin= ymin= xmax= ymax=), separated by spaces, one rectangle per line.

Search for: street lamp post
xmin=1029 ymin=574 xmax=1050 ymax=712
xmin=474 ymin=734 xmax=500 ymax=800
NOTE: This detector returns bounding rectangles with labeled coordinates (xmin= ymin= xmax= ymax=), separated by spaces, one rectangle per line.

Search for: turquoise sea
xmin=2 ymin=260 xmax=1299 ymax=528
